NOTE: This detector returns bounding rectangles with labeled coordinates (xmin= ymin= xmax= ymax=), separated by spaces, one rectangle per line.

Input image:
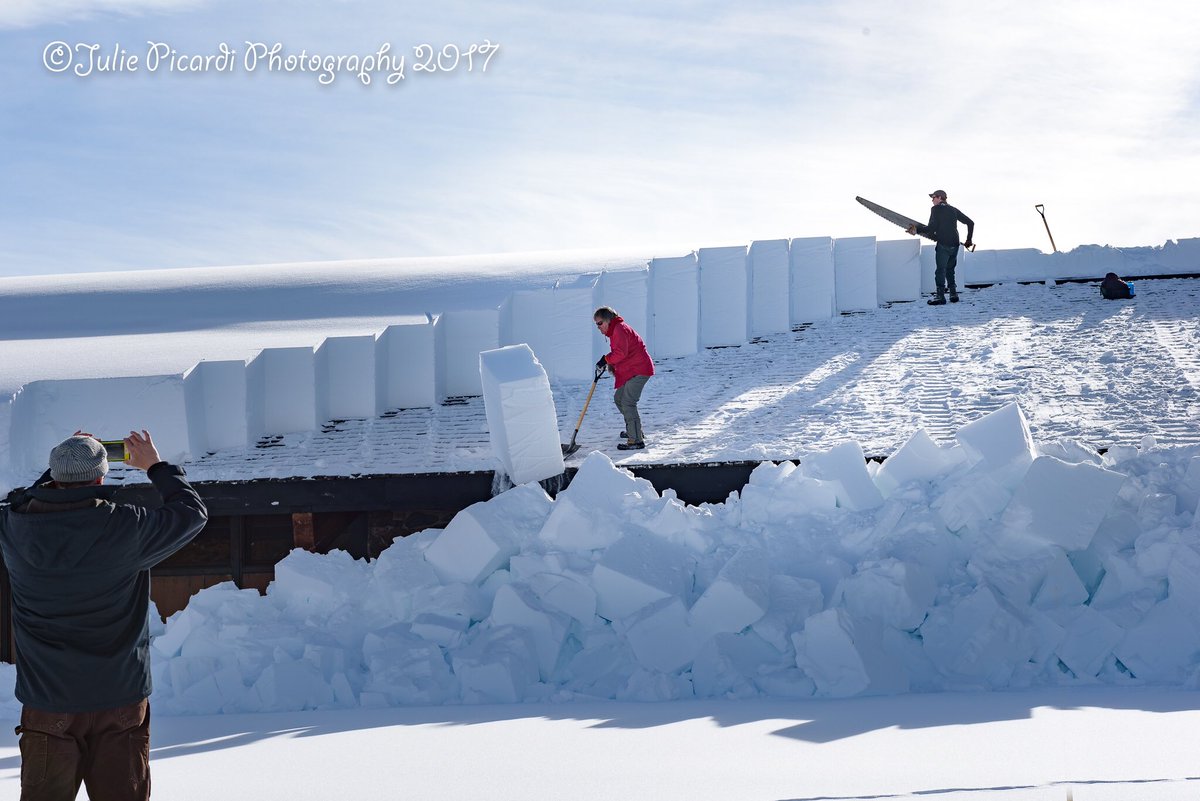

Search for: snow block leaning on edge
xmin=478 ymin=344 xmax=565 ymax=485
xmin=1004 ymin=456 xmax=1126 ymax=550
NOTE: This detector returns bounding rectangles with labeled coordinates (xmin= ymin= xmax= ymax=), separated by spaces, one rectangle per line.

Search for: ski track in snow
xmin=171 ymin=279 xmax=1200 ymax=484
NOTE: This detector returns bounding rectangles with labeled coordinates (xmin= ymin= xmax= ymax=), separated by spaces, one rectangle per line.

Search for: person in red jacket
xmin=594 ymin=306 xmax=655 ymax=450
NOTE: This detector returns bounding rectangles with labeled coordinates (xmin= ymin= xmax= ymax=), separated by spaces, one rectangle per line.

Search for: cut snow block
xmin=490 ymin=583 xmax=571 ymax=679
xmin=547 ymin=284 xmax=597 ymax=382
xmin=1004 ymin=456 xmax=1126 ymax=551
xmin=920 ymin=586 xmax=1034 ymax=687
xmin=504 ymin=289 xmax=555 ymax=366
xmin=836 ymin=558 xmax=935 ymax=631
xmin=597 ymin=267 xmax=651 ymax=358
xmin=919 ymin=243 xmax=937 ymax=295
xmin=874 ymin=429 xmax=965 ymax=498
xmin=591 ymin=530 xmax=692 ymax=621
xmin=649 ymin=253 xmax=700 ymax=358
xmin=184 ymin=360 xmax=247 ymax=455
xmin=375 ymin=315 xmax=436 ymax=413
xmin=361 ymin=624 xmax=457 ymax=705
xmin=789 ymin=236 xmax=835 ymax=323
xmin=316 ymin=335 xmax=376 ymax=421
xmin=1056 ymin=606 xmax=1124 ymax=678
xmin=1113 ymin=599 xmax=1200 ymax=682
xmin=994 ymin=248 xmax=1049 ymax=283
xmin=698 ymin=245 xmax=750 ymax=347
xmin=270 ymin=548 xmax=368 ymax=618
xmin=529 ymin=572 xmax=597 ymax=624
xmin=693 ymin=632 xmax=788 ymax=699
xmin=802 ymin=440 xmax=883 ymax=511
xmin=623 ymin=596 xmax=698 ymax=674
xmin=451 ymin=625 xmax=541 ymax=704
xmin=10 ymin=374 xmax=191 ymax=475
xmin=792 ymin=609 xmax=907 ymax=697
xmin=479 ymin=344 xmax=565 ymax=484
xmin=435 ymin=308 xmax=500 ymax=399
xmin=246 ymin=346 xmax=317 ymax=442
xmin=689 ymin=547 xmax=770 ymax=638
xmin=875 ymin=239 xmax=922 ymax=303
xmin=955 ymin=402 xmax=1036 ymax=486
xmin=958 ymin=248 xmax=998 ymax=285
xmin=833 ymin=236 xmax=877 ymax=313
xmin=748 ymin=239 xmax=791 ymax=336
xmin=423 ymin=483 xmax=553 ymax=585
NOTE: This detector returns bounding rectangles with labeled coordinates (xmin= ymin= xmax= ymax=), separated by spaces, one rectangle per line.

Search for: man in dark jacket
xmin=0 ymin=430 xmax=207 ymax=801
xmin=907 ymin=189 xmax=975 ymax=305
xmin=594 ymin=306 xmax=655 ymax=450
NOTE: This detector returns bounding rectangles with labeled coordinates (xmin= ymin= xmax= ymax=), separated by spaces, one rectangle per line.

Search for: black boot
xmin=619 ymin=431 xmax=627 ymax=439
xmin=617 ymin=440 xmax=645 ymax=450
xmin=927 ymin=294 xmax=946 ymax=306
xmin=949 ymin=290 xmax=960 ymax=303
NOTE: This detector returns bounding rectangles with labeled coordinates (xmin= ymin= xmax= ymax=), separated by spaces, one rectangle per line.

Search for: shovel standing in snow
xmin=562 ymin=362 xmax=605 ymax=456
xmin=1035 ymin=204 xmax=1058 ymax=253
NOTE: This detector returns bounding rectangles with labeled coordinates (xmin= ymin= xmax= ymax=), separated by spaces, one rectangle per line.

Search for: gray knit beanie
xmin=49 ymin=436 xmax=109 ymax=483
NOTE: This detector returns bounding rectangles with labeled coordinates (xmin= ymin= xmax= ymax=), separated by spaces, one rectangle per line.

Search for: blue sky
xmin=2 ymin=1 xmax=1198 ymax=275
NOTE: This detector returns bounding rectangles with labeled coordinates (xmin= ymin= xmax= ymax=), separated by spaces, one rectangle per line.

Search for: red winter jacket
xmin=602 ymin=315 xmax=654 ymax=389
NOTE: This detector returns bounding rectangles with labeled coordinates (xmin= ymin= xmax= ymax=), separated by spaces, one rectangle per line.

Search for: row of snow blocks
xmin=749 ymin=239 xmax=790 ymax=336
xmin=789 ymin=236 xmax=836 ymax=323
xmin=597 ymin=267 xmax=651 ymax=359
xmin=833 ymin=236 xmax=877 ymax=312
xmin=435 ymin=308 xmax=499 ymax=398
xmin=246 ymin=347 xmax=317 ymax=442
xmin=9 ymin=374 xmax=192 ymax=474
xmin=184 ymin=361 xmax=247 ymax=454
xmin=478 ymin=345 xmax=565 ymax=485
xmin=959 ymin=248 xmax=1052 ymax=285
xmin=649 ymin=254 xmax=701 ymax=358
xmin=875 ymin=239 xmax=922 ymax=303
xmin=502 ymin=284 xmax=596 ymax=383
xmin=375 ymin=315 xmax=436 ymax=412
xmin=316 ymin=335 xmax=376 ymax=421
xmin=698 ymin=246 xmax=750 ymax=347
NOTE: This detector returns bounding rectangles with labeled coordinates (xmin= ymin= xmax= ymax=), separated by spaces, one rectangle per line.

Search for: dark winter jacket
xmin=917 ymin=202 xmax=974 ymax=248
xmin=602 ymin=315 xmax=655 ymax=389
xmin=1100 ymin=273 xmax=1132 ymax=300
xmin=0 ymin=462 xmax=207 ymax=712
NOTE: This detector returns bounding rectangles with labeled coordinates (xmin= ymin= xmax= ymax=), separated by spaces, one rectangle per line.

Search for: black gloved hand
xmin=596 ymin=356 xmax=607 ymax=371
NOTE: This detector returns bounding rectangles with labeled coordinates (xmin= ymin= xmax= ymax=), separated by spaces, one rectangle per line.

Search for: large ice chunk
xmin=591 ymin=531 xmax=692 ymax=621
xmin=921 ymin=586 xmax=1034 ymax=687
xmin=621 ymin=597 xmax=698 ymax=674
xmin=955 ymin=402 xmax=1036 ymax=486
xmin=451 ymin=625 xmax=541 ymax=704
xmin=689 ymin=547 xmax=770 ymax=638
xmin=802 ymin=440 xmax=883 ymax=511
xmin=1056 ymin=607 xmax=1124 ymax=678
xmin=792 ymin=609 xmax=906 ymax=697
xmin=1003 ymin=456 xmax=1125 ymax=551
xmin=489 ymin=583 xmax=571 ymax=680
xmin=479 ymin=344 xmax=565 ymax=485
xmin=874 ymin=429 xmax=965 ymax=498
xmin=423 ymin=483 xmax=553 ymax=585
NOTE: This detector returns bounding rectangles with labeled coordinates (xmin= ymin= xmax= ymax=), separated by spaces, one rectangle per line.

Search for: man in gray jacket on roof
xmin=0 ymin=430 xmax=207 ymax=801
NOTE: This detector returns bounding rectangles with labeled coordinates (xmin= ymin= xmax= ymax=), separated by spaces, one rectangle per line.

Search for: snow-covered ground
xmin=4 ymin=686 xmax=1200 ymax=800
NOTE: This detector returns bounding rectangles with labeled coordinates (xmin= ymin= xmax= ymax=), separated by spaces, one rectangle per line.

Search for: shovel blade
xmin=561 ymin=442 xmax=580 ymax=457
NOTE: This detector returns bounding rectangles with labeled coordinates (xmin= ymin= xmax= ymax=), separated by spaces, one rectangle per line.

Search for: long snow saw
xmin=562 ymin=363 xmax=605 ymax=457
xmin=856 ymin=196 xmax=976 ymax=251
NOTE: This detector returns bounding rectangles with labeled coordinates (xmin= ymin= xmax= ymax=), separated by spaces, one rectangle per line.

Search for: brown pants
xmin=17 ymin=699 xmax=150 ymax=801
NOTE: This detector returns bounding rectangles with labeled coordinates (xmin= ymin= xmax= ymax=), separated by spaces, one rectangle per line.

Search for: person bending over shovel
xmin=594 ymin=306 xmax=655 ymax=450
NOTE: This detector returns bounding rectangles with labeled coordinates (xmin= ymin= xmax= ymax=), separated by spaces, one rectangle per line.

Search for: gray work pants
xmin=614 ymin=375 xmax=650 ymax=443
